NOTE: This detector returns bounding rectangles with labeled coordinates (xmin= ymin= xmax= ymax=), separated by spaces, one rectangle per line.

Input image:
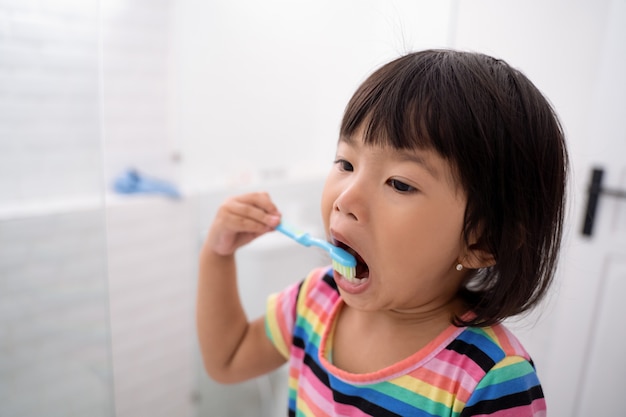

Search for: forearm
xmin=196 ymin=249 xmax=249 ymax=381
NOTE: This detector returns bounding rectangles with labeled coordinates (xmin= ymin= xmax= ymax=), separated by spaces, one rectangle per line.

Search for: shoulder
xmin=451 ymin=323 xmax=532 ymax=368
xmin=454 ymin=325 xmax=546 ymax=415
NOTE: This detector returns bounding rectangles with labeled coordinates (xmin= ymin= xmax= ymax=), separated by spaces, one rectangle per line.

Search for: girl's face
xmin=321 ymin=128 xmax=469 ymax=316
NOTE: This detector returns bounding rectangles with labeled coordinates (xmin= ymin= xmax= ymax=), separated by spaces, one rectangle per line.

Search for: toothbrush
xmin=275 ymin=222 xmax=357 ymax=279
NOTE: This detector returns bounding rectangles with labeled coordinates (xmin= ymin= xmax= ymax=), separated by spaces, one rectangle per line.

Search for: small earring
xmin=455 ymin=264 xmax=463 ymax=271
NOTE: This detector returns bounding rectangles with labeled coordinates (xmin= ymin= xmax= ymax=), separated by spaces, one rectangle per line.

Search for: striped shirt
xmin=265 ymin=267 xmax=546 ymax=416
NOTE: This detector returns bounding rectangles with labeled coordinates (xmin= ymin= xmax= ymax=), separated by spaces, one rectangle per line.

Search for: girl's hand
xmin=204 ymin=192 xmax=281 ymax=257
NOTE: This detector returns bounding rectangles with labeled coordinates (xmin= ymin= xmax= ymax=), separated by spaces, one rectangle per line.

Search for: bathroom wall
xmin=0 ymin=0 xmax=193 ymax=415
xmin=0 ymin=0 xmax=102 ymax=211
xmin=105 ymin=196 xmax=197 ymax=417
xmin=100 ymin=1 xmax=196 ymax=415
xmin=172 ymin=0 xmax=455 ymax=191
xmin=0 ymin=210 xmax=112 ymax=417
xmin=0 ymin=1 xmax=113 ymax=416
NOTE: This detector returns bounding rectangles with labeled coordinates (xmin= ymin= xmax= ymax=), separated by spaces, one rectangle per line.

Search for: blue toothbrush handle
xmin=307 ymin=237 xmax=334 ymax=252
xmin=276 ymin=222 xmax=328 ymax=250
xmin=275 ymin=221 xmax=356 ymax=269
xmin=275 ymin=222 xmax=307 ymax=242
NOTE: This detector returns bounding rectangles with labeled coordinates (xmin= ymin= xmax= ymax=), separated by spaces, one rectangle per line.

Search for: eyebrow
xmin=394 ymin=150 xmax=441 ymax=180
xmin=338 ymin=135 xmax=442 ymax=180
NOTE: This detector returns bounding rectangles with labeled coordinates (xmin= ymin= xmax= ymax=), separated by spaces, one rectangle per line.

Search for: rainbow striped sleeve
xmin=265 ymin=279 xmax=302 ymax=359
xmin=460 ymin=355 xmax=546 ymax=416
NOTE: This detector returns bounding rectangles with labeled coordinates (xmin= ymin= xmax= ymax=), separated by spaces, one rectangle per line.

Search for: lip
xmin=333 ymin=269 xmax=371 ymax=295
xmin=329 ymin=229 xmax=354 ymax=251
xmin=330 ymin=228 xmax=365 ymax=261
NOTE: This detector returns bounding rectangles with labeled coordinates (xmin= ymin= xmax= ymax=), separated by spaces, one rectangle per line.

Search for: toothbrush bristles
xmin=332 ymin=260 xmax=356 ymax=280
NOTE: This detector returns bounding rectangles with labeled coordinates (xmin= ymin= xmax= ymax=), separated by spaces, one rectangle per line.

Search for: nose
xmin=333 ymin=178 xmax=366 ymax=222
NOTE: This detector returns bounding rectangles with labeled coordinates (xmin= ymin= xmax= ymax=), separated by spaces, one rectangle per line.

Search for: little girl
xmin=197 ymin=49 xmax=568 ymax=416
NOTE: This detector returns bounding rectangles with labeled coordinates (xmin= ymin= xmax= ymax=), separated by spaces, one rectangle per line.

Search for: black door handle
xmin=582 ymin=167 xmax=626 ymax=237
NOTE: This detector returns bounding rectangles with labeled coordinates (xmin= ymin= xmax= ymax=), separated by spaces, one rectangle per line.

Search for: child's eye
xmin=387 ymin=179 xmax=416 ymax=193
xmin=334 ymin=159 xmax=354 ymax=172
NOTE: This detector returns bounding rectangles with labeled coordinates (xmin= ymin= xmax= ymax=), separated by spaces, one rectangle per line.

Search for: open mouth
xmin=335 ymin=240 xmax=370 ymax=279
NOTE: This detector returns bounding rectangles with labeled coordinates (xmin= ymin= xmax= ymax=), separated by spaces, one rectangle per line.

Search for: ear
xmin=461 ymin=242 xmax=496 ymax=269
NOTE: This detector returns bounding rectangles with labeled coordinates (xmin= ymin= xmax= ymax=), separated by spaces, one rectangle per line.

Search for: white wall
xmin=0 ymin=2 xmax=112 ymax=416
xmin=0 ymin=210 xmax=112 ymax=417
xmin=172 ymin=0 xmax=454 ymax=191
xmin=0 ymin=0 xmax=102 ymax=212
xmin=0 ymin=1 xmax=192 ymax=416
xmin=100 ymin=0 xmax=180 ymax=189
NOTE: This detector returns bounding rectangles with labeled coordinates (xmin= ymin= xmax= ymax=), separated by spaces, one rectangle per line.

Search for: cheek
xmin=320 ymin=177 xmax=335 ymax=228
xmin=388 ymin=205 xmax=465 ymax=264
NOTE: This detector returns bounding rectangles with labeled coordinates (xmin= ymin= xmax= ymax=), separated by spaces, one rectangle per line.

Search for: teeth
xmin=332 ymin=261 xmax=354 ymax=279
xmin=333 ymin=262 xmax=367 ymax=285
xmin=344 ymin=275 xmax=368 ymax=285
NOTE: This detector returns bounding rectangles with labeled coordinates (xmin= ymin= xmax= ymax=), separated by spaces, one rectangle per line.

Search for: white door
xmin=453 ymin=1 xmax=626 ymax=415
xmin=547 ymin=1 xmax=626 ymax=415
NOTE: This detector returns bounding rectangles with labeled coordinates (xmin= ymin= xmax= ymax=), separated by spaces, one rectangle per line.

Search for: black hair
xmin=340 ymin=49 xmax=568 ymax=327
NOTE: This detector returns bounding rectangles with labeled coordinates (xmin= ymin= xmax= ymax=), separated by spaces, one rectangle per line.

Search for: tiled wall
xmin=100 ymin=0 xmax=179 ymax=186
xmin=0 ymin=1 xmax=195 ymax=416
xmin=0 ymin=209 xmax=113 ymax=417
xmin=105 ymin=196 xmax=197 ymax=417
xmin=0 ymin=197 xmax=201 ymax=417
xmin=0 ymin=1 xmax=110 ymax=416
xmin=100 ymin=3 xmax=195 ymax=413
xmin=0 ymin=0 xmax=178 ymax=209
xmin=0 ymin=0 xmax=102 ymax=208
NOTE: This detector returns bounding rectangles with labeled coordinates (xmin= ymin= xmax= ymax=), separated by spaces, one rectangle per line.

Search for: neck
xmin=375 ymin=295 xmax=466 ymax=328
xmin=332 ymin=297 xmax=466 ymax=374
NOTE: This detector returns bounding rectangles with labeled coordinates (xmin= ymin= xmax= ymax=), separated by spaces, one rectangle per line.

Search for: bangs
xmin=339 ymin=52 xmax=457 ymax=157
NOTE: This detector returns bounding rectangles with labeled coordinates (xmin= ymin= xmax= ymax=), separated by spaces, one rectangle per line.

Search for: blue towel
xmin=113 ymin=169 xmax=181 ymax=199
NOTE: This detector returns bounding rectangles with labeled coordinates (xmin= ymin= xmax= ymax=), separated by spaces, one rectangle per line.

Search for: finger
xmin=236 ymin=192 xmax=281 ymax=218
xmin=207 ymin=212 xmax=266 ymax=256
xmin=224 ymin=204 xmax=278 ymax=233
xmin=230 ymin=193 xmax=281 ymax=227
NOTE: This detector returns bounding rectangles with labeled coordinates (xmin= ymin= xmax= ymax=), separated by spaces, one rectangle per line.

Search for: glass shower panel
xmin=0 ymin=1 xmax=114 ymax=416
xmin=0 ymin=213 xmax=113 ymax=417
